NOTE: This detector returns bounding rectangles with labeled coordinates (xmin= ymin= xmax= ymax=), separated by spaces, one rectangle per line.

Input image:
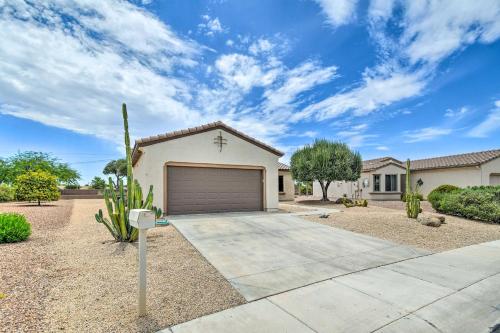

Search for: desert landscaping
xmin=0 ymin=199 xmax=244 ymax=333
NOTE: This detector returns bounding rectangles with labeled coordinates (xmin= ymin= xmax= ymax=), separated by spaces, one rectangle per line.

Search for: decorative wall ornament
xmin=213 ymin=131 xmax=227 ymax=152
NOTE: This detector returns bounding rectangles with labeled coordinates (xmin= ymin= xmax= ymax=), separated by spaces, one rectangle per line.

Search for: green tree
xmin=90 ymin=176 xmax=106 ymax=189
xmin=290 ymin=140 xmax=362 ymax=201
xmin=0 ymin=158 xmax=8 ymax=184
xmin=2 ymin=152 xmax=80 ymax=185
xmin=15 ymin=171 xmax=60 ymax=206
xmin=103 ymin=159 xmax=127 ymax=189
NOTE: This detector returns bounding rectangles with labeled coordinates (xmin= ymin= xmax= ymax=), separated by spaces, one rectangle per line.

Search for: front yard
xmin=286 ymin=199 xmax=500 ymax=252
xmin=0 ymin=199 xmax=244 ymax=333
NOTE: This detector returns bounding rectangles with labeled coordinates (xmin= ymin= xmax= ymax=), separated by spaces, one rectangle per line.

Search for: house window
xmin=373 ymin=174 xmax=380 ymax=192
xmin=278 ymin=175 xmax=284 ymax=192
xmin=385 ymin=174 xmax=398 ymax=192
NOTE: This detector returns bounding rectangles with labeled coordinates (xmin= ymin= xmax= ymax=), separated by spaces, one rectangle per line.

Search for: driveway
xmin=166 ymin=213 xmax=500 ymax=333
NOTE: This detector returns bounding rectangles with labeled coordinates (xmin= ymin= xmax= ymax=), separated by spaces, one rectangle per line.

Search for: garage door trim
xmin=163 ymin=161 xmax=267 ymax=215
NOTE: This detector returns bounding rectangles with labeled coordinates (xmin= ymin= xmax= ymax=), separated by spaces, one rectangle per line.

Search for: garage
xmin=166 ymin=166 xmax=263 ymax=215
xmin=132 ymin=121 xmax=283 ymax=215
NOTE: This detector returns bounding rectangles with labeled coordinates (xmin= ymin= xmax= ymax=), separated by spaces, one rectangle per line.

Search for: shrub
xmin=438 ymin=186 xmax=500 ymax=223
xmin=90 ymin=176 xmax=106 ymax=190
xmin=15 ymin=171 xmax=60 ymax=205
xmin=64 ymin=183 xmax=80 ymax=189
xmin=0 ymin=213 xmax=31 ymax=243
xmin=0 ymin=184 xmax=15 ymax=202
xmin=427 ymin=184 xmax=460 ymax=210
xmin=401 ymin=192 xmax=423 ymax=202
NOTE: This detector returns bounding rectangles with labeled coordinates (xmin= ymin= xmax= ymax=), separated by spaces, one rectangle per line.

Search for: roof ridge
xmin=411 ymin=148 xmax=500 ymax=163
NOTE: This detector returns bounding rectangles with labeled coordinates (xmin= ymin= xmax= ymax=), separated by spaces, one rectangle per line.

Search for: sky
xmin=0 ymin=0 xmax=499 ymax=184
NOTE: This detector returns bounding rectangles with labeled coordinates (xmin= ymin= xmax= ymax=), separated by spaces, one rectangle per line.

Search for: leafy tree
xmin=290 ymin=140 xmax=362 ymax=201
xmin=103 ymin=159 xmax=127 ymax=189
xmin=2 ymin=151 xmax=80 ymax=185
xmin=90 ymin=176 xmax=106 ymax=189
xmin=0 ymin=158 xmax=8 ymax=184
xmin=15 ymin=171 xmax=60 ymax=206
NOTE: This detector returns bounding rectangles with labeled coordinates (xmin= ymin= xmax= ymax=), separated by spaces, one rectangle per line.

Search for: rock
xmin=319 ymin=214 xmax=329 ymax=218
xmin=418 ymin=215 xmax=442 ymax=227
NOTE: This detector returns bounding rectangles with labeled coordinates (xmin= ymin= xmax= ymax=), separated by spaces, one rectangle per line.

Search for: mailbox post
xmin=129 ymin=209 xmax=156 ymax=316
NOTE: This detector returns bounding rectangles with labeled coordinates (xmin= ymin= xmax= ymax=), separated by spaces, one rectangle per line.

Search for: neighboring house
xmin=278 ymin=162 xmax=294 ymax=201
xmin=313 ymin=149 xmax=500 ymax=200
xmin=132 ymin=121 xmax=284 ymax=215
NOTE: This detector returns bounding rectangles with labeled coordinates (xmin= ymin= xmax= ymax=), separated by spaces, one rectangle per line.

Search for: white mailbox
xmin=129 ymin=209 xmax=155 ymax=229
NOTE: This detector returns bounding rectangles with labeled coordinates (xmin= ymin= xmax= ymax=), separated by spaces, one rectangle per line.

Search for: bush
xmin=90 ymin=176 xmax=106 ymax=190
xmin=0 ymin=184 xmax=15 ymax=202
xmin=427 ymin=184 xmax=460 ymax=210
xmin=0 ymin=213 xmax=31 ymax=243
xmin=401 ymin=192 xmax=424 ymax=202
xmin=438 ymin=186 xmax=500 ymax=223
xmin=15 ymin=171 xmax=60 ymax=205
xmin=64 ymin=183 xmax=80 ymax=189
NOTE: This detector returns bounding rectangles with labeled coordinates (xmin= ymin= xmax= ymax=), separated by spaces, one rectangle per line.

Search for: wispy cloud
xmin=376 ymin=146 xmax=389 ymax=151
xmin=403 ymin=127 xmax=453 ymax=143
xmin=445 ymin=107 xmax=469 ymax=119
xmin=198 ymin=15 xmax=225 ymax=36
xmin=468 ymin=100 xmax=500 ymax=138
xmin=313 ymin=0 xmax=359 ymax=28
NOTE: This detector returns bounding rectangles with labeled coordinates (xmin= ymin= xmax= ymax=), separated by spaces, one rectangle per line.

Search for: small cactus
xmin=405 ymin=159 xmax=421 ymax=219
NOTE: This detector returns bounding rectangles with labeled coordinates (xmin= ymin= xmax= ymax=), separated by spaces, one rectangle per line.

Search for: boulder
xmin=417 ymin=215 xmax=442 ymax=227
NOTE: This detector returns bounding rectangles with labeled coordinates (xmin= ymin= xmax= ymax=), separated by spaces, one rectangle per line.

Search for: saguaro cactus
xmin=95 ymin=104 xmax=162 ymax=242
xmin=405 ymin=159 xmax=421 ymax=219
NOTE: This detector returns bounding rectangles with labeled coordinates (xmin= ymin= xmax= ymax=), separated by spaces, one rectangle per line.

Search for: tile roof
xmin=409 ymin=149 xmax=500 ymax=171
xmin=132 ymin=121 xmax=284 ymax=165
xmin=362 ymin=157 xmax=403 ymax=172
xmin=278 ymin=162 xmax=290 ymax=171
xmin=362 ymin=149 xmax=500 ymax=172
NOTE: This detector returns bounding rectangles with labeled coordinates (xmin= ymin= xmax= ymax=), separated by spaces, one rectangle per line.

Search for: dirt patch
xmin=0 ymin=200 xmax=74 ymax=332
xmin=44 ymin=199 xmax=244 ymax=332
xmin=295 ymin=202 xmax=500 ymax=252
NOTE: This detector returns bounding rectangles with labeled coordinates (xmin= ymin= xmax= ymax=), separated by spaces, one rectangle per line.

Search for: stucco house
xmin=278 ymin=162 xmax=294 ymax=201
xmin=132 ymin=121 xmax=287 ymax=215
xmin=313 ymin=149 xmax=500 ymax=200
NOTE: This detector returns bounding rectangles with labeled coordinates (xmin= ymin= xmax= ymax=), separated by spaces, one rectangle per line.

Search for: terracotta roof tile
xmin=362 ymin=149 xmax=500 ymax=172
xmin=278 ymin=162 xmax=290 ymax=170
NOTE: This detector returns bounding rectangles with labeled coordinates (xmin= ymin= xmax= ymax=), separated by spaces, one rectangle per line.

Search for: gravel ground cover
xmin=44 ymin=199 xmax=244 ymax=333
xmin=0 ymin=200 xmax=73 ymax=332
xmin=292 ymin=200 xmax=500 ymax=252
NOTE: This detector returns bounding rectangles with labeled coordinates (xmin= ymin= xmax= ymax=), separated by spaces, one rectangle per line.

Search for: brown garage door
xmin=167 ymin=166 xmax=263 ymax=215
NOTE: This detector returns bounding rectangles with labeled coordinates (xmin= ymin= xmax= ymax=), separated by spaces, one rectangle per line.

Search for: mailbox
xmin=129 ymin=209 xmax=155 ymax=229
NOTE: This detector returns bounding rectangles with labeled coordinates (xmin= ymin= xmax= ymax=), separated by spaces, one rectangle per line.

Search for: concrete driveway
xmin=170 ymin=212 xmax=429 ymax=301
xmin=166 ymin=213 xmax=500 ymax=333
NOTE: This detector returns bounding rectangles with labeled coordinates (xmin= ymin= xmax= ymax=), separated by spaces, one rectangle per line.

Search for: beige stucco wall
xmin=411 ymin=167 xmax=481 ymax=197
xmin=133 ymin=128 xmax=280 ymax=212
xmin=313 ymin=163 xmax=405 ymax=201
xmin=278 ymin=170 xmax=294 ymax=201
xmin=481 ymin=157 xmax=500 ymax=185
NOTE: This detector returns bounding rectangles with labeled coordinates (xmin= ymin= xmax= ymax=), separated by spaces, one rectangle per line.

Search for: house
xmin=132 ymin=121 xmax=285 ymax=215
xmin=313 ymin=149 xmax=500 ymax=200
xmin=278 ymin=162 xmax=294 ymax=201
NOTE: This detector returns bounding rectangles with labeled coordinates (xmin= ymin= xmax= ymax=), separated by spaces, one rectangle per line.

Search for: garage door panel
xmin=167 ymin=166 xmax=263 ymax=215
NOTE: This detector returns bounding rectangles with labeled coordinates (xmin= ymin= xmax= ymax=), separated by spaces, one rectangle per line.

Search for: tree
xmin=103 ymin=159 xmax=127 ymax=189
xmin=15 ymin=171 xmax=60 ymax=206
xmin=290 ymin=140 xmax=362 ymax=201
xmin=90 ymin=176 xmax=106 ymax=189
xmin=2 ymin=151 xmax=80 ymax=185
xmin=0 ymin=159 xmax=8 ymax=184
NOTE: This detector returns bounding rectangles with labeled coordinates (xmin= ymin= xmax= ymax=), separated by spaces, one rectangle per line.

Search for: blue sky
xmin=1 ymin=0 xmax=499 ymax=184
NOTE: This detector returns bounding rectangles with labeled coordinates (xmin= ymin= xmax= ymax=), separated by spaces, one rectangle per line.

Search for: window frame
xmin=373 ymin=174 xmax=381 ymax=192
xmin=278 ymin=175 xmax=284 ymax=193
xmin=385 ymin=174 xmax=398 ymax=192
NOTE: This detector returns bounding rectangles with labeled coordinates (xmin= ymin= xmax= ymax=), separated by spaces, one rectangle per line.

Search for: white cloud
xmin=403 ymin=127 xmax=453 ymax=143
xmin=263 ymin=61 xmax=338 ymax=113
xmin=376 ymin=146 xmax=389 ymax=151
xmin=444 ymin=107 xmax=468 ymax=119
xmin=294 ymin=69 xmax=426 ymax=121
xmin=215 ymin=54 xmax=281 ymax=92
xmin=249 ymin=38 xmax=274 ymax=55
xmin=226 ymin=39 xmax=234 ymax=46
xmin=313 ymin=0 xmax=359 ymax=28
xmin=468 ymin=100 xmax=500 ymax=138
xmin=198 ymin=15 xmax=225 ymax=36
